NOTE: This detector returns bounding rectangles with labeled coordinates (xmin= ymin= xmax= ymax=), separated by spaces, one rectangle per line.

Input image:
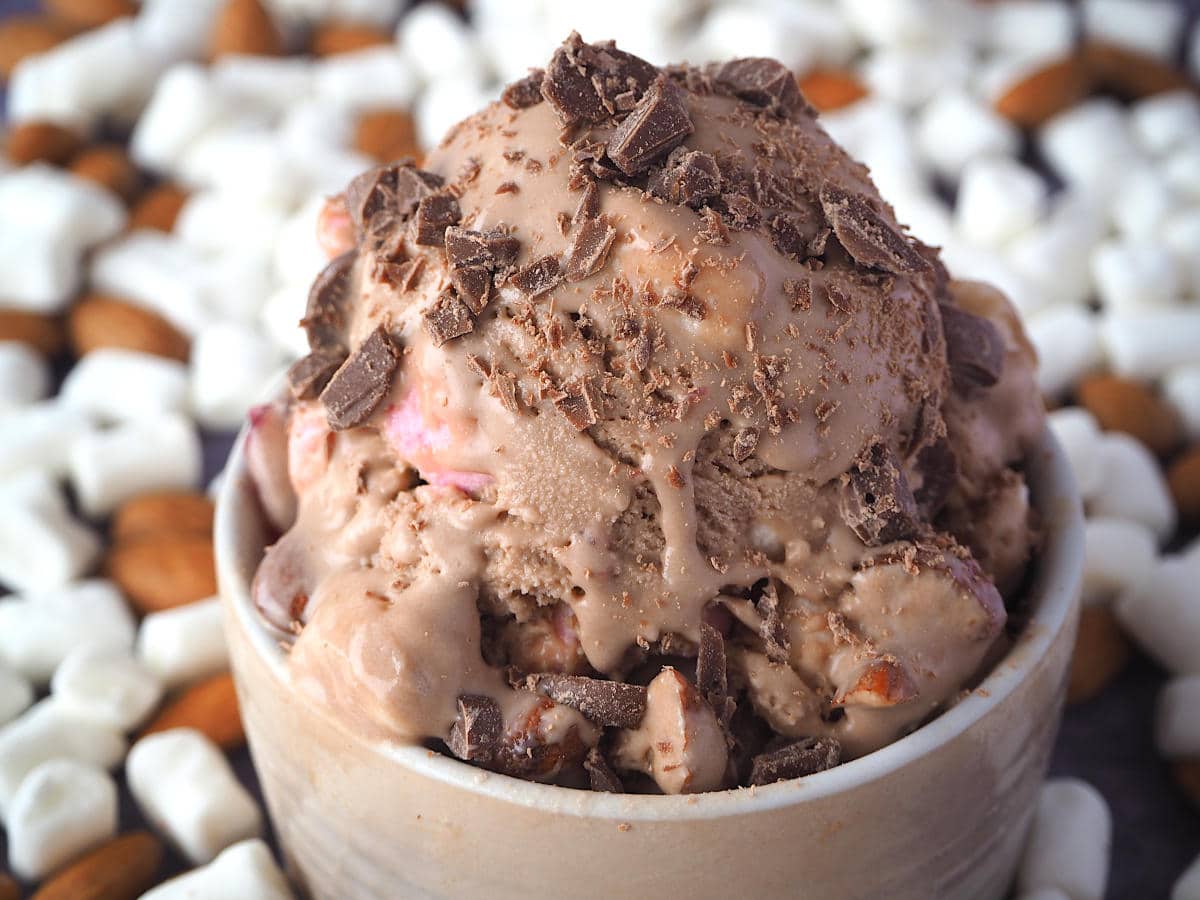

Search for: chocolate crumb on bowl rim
xmin=216 ymin=424 xmax=1082 ymax=821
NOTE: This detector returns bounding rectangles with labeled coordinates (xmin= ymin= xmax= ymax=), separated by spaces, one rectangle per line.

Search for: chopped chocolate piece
xmin=661 ymin=289 xmax=707 ymax=320
xmin=731 ymin=427 xmax=759 ymax=462
xmin=287 ymin=348 xmax=346 ymax=400
xmin=768 ymin=212 xmax=811 ymax=261
xmin=565 ymin=217 xmax=617 ymax=282
xmin=393 ymin=165 xmax=445 ymax=215
xmin=711 ymin=58 xmax=809 ymax=117
xmin=448 ymin=694 xmax=503 ymax=762
xmin=490 ymin=370 xmax=520 ymax=414
xmin=451 ymin=265 xmax=492 ymax=314
xmin=413 ymin=192 xmax=461 ymax=246
xmin=422 ymin=291 xmax=475 ymax=347
xmin=650 ymin=147 xmax=721 ymax=208
xmin=584 ymin=747 xmax=624 ymax=793
xmin=818 ymin=184 xmax=929 ymax=276
xmin=542 ymin=34 xmax=609 ymax=125
xmin=445 ymin=227 xmax=521 ymax=271
xmin=501 ymin=68 xmax=545 ymax=109
xmin=698 ymin=207 xmax=729 ymax=244
xmin=748 ymin=737 xmax=841 ymax=786
xmin=465 ymin=353 xmax=491 ymax=378
xmin=527 ymin=673 xmax=647 ymax=729
xmin=573 ymin=181 xmax=601 ymax=225
xmin=696 ymin=622 xmax=727 ymax=702
xmin=783 ymin=277 xmax=812 ymax=311
xmin=542 ymin=33 xmax=660 ymax=125
xmin=756 ymin=582 xmax=789 ymax=664
xmin=554 ymin=377 xmax=600 ymax=430
xmin=722 ymin=192 xmax=761 ymax=230
xmin=511 ymin=255 xmax=562 ymax=296
xmin=914 ymin=437 xmax=958 ymax=517
xmin=344 ymin=163 xmax=443 ymax=236
xmin=606 ymin=76 xmax=694 ymax=177
xmin=841 ymin=441 xmax=922 ymax=545
xmin=939 ymin=303 xmax=1005 ymax=389
xmin=302 ymin=251 xmax=355 ymax=352
xmin=319 ymin=326 xmax=401 ymax=431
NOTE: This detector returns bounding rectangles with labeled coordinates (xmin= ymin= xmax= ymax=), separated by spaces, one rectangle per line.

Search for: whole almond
xmin=1083 ymin=41 xmax=1194 ymax=99
xmin=0 ymin=309 xmax=65 ymax=356
xmin=141 ymin=672 xmax=245 ymax=749
xmin=0 ymin=15 xmax=72 ymax=80
xmin=210 ymin=0 xmax=283 ymax=60
xmin=312 ymin=22 xmax=391 ymax=56
xmin=43 ymin=0 xmax=136 ymax=29
xmin=796 ymin=68 xmax=869 ymax=112
xmin=995 ymin=54 xmax=1093 ymax=128
xmin=68 ymin=294 xmax=190 ymax=362
xmin=354 ymin=108 xmax=421 ymax=163
xmin=5 ymin=120 xmax=84 ymax=165
xmin=112 ymin=490 xmax=215 ymax=543
xmin=1167 ymin=445 xmax=1200 ymax=523
xmin=1067 ymin=604 xmax=1131 ymax=704
xmin=70 ymin=144 xmax=142 ymax=204
xmin=106 ymin=533 xmax=217 ymax=614
xmin=31 ymin=831 xmax=163 ymax=900
xmin=1174 ymin=758 xmax=1200 ymax=810
xmin=129 ymin=183 xmax=188 ymax=232
xmin=1077 ymin=374 xmax=1182 ymax=457
xmin=0 ymin=872 xmax=18 ymax=900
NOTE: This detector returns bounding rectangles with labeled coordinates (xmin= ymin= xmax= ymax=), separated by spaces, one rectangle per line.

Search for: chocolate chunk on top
xmin=287 ymin=348 xmax=346 ymax=400
xmin=650 ymin=147 xmax=721 ymax=209
xmin=526 ymin=673 xmax=647 ymax=729
xmin=711 ymin=58 xmax=809 ymax=117
xmin=749 ymin=737 xmax=841 ymax=786
xmin=818 ymin=183 xmax=930 ymax=276
xmin=554 ymin=377 xmax=600 ymax=430
xmin=302 ymin=251 xmax=355 ymax=353
xmin=413 ymin=191 xmax=461 ymax=246
xmin=939 ymin=303 xmax=1006 ymax=389
xmin=423 ymin=291 xmax=475 ymax=347
xmin=448 ymin=694 xmax=503 ymax=762
xmin=841 ymin=441 xmax=922 ymax=545
xmin=584 ymin=747 xmax=625 ymax=793
xmin=511 ymin=255 xmax=562 ymax=297
xmin=565 ymin=217 xmax=617 ymax=282
xmin=319 ymin=325 xmax=401 ymax=431
xmin=445 ymin=226 xmax=520 ymax=271
xmin=344 ymin=163 xmax=444 ymax=237
xmin=542 ymin=33 xmax=660 ymax=126
xmin=502 ymin=68 xmax=545 ymax=109
xmin=607 ymin=75 xmax=694 ymax=177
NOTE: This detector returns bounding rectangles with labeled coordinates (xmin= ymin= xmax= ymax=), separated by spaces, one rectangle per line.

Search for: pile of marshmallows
xmin=2 ymin=0 xmax=1200 ymax=896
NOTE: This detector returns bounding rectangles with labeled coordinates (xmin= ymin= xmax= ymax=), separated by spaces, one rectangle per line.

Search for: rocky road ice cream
xmin=246 ymin=33 xmax=1044 ymax=795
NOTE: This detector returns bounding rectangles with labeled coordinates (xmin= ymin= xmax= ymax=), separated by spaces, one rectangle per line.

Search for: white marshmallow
xmin=0 ymin=500 xmax=101 ymax=595
xmin=1088 ymin=433 xmax=1176 ymax=542
xmin=137 ymin=597 xmax=230 ymax=690
xmin=0 ymin=469 xmax=62 ymax=514
xmin=914 ymin=90 xmax=1021 ymax=181
xmin=0 ymin=700 xmax=126 ymax=821
xmin=136 ymin=0 xmax=228 ymax=59
xmin=1047 ymin=408 xmax=1106 ymax=502
xmin=260 ymin=281 xmax=313 ymax=359
xmin=1038 ymin=99 xmax=1142 ymax=192
xmin=0 ymin=401 xmax=94 ymax=478
xmin=202 ymin=253 xmax=275 ymax=325
xmin=0 ymin=581 xmax=135 ymax=684
xmin=955 ymin=157 xmax=1047 ymax=248
xmin=90 ymin=231 xmax=213 ymax=337
xmin=131 ymin=64 xmax=234 ymax=174
xmin=60 ymin=349 xmax=190 ymax=423
xmin=292 ymin=147 xmax=377 ymax=199
xmin=472 ymin=13 xmax=559 ymax=86
xmin=1091 ymin=239 xmax=1182 ymax=315
xmin=414 ymin=75 xmax=496 ymax=151
xmin=887 ymin=188 xmax=954 ymax=249
xmin=692 ymin=5 xmax=815 ymax=73
xmin=753 ymin=0 xmax=859 ymax=69
xmin=51 ymin=647 xmax=163 ymax=733
xmin=1116 ymin=555 xmax=1200 ymax=675
xmin=1016 ymin=778 xmax=1112 ymax=900
xmin=941 ymin=240 xmax=1046 ymax=318
xmin=0 ymin=668 xmax=33 ymax=728
xmin=0 ymin=342 xmax=50 ymax=410
xmin=6 ymin=759 xmax=117 ymax=881
xmin=1082 ymin=0 xmax=1183 ymax=61
xmin=858 ymin=44 xmax=972 ymax=109
xmin=211 ymin=55 xmax=314 ymax=113
xmin=1008 ymin=193 xmax=1108 ymax=310
xmin=278 ymin=99 xmax=356 ymax=161
xmin=314 ymin=47 xmax=420 ymax=112
xmin=127 ymin=729 xmax=262 ymax=864
xmin=0 ymin=237 xmax=79 ymax=315
xmin=69 ymin=414 xmax=202 ymax=518
xmin=175 ymin=189 xmax=289 ymax=262
xmin=1102 ymin=312 xmax=1200 ymax=380
xmin=1157 ymin=676 xmax=1200 ymax=758
xmin=397 ymin=3 xmax=482 ymax=82
xmin=1026 ymin=307 xmax=1105 ymax=397
xmin=179 ymin=128 xmax=302 ymax=208
xmin=272 ymin=194 xmax=328 ymax=287
xmin=1083 ymin=517 xmax=1157 ymax=603
xmin=820 ymin=99 xmax=925 ymax=204
xmin=1162 ymin=209 xmax=1200 ymax=297
xmin=1110 ymin=166 xmax=1177 ymax=241
xmin=1163 ymin=139 xmax=1200 ymax=202
xmin=837 ymin=0 xmax=977 ymax=48
xmin=1176 ymin=853 xmax=1200 ymax=900
xmin=265 ymin=0 xmax=406 ymax=28
xmin=982 ymin=1 xmax=1075 ymax=62
xmin=141 ymin=839 xmax=295 ymax=900
xmin=191 ymin=322 xmax=285 ymax=430
xmin=1164 ymin=364 xmax=1200 ymax=440
xmin=1132 ymin=91 xmax=1200 ymax=157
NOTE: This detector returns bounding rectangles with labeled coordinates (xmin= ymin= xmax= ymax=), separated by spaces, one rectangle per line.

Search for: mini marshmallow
xmin=1116 ymin=555 xmax=1200 ymax=675
xmin=0 ymin=500 xmax=101 ymax=595
xmin=838 ymin=0 xmax=977 ymax=49
xmin=211 ymin=56 xmax=314 ymax=113
xmin=693 ymin=5 xmax=814 ymax=73
xmin=887 ymin=188 xmax=953 ymax=248
xmin=1110 ymin=166 xmax=1177 ymax=241
xmin=272 ymin=194 xmax=328 ymax=287
xmin=914 ymin=90 xmax=1021 ymax=181
xmin=1157 ymin=676 xmax=1200 ymax=758
xmin=1083 ymin=517 xmax=1157 ymax=603
xmin=264 ymin=0 xmax=406 ymax=28
xmin=1162 ymin=209 xmax=1200 ymax=297
xmin=137 ymin=597 xmax=230 ymax=690
xmin=178 ymin=128 xmax=303 ymax=208
xmin=191 ymin=322 xmax=286 ymax=430
xmin=1091 ymin=239 xmax=1182 ymax=315
xmin=982 ymin=1 xmax=1075 ymax=62
xmin=397 ymin=2 xmax=483 ymax=82
xmin=820 ymin=99 xmax=925 ymax=206
xmin=314 ymin=47 xmax=420 ymax=112
xmin=1026 ymin=307 xmax=1105 ymax=397
xmin=1102 ymin=312 xmax=1200 ymax=380
xmin=291 ymin=147 xmax=378 ymax=199
xmin=0 ymin=238 xmax=78 ymax=315
xmin=1176 ymin=853 xmax=1200 ymax=900
xmin=202 ymin=253 xmax=275 ymax=325
xmin=1131 ymin=91 xmax=1200 ymax=157
xmin=955 ymin=157 xmax=1047 ymax=248
xmin=1016 ymin=778 xmax=1112 ymax=900
xmin=751 ymin=0 xmax=859 ymax=69
xmin=1082 ymin=0 xmax=1184 ymax=61
xmin=6 ymin=759 xmax=117 ymax=881
xmin=858 ymin=44 xmax=972 ymax=109
xmin=1038 ymin=99 xmax=1142 ymax=192
xmin=0 ymin=699 xmax=126 ymax=820
xmin=1008 ymin=193 xmax=1108 ymax=310
xmin=260 ymin=281 xmax=314 ymax=359
xmin=127 ymin=729 xmax=262 ymax=864
xmin=0 ymin=342 xmax=50 ymax=410
xmin=414 ymin=75 xmax=497 ymax=152
xmin=136 ymin=0 xmax=228 ymax=59
xmin=0 ymin=668 xmax=33 ymax=728
xmin=0 ymin=581 xmax=135 ymax=684
xmin=1163 ymin=139 xmax=1200 ymax=202
xmin=175 ymin=189 xmax=289 ymax=263
xmin=0 ymin=401 xmax=94 ymax=478
xmin=0 ymin=469 xmax=62 ymax=514
xmin=60 ymin=349 xmax=190 ymax=423
xmin=278 ymin=99 xmax=356 ymax=159
xmin=1047 ymin=408 xmax=1106 ymax=502
xmin=90 ymin=231 xmax=213 ymax=337
xmin=141 ymin=839 xmax=295 ymax=900
xmin=51 ymin=647 xmax=163 ymax=733
xmin=69 ymin=414 xmax=202 ymax=518
xmin=1164 ymin=365 xmax=1200 ymax=440
xmin=1088 ymin=433 xmax=1176 ymax=542
xmin=131 ymin=64 xmax=235 ymax=174
xmin=940 ymin=240 xmax=1046 ymax=318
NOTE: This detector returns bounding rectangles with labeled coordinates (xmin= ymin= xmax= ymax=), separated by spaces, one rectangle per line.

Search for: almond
xmin=128 ymin=183 xmax=188 ymax=232
xmin=0 ymin=309 xmax=65 ymax=356
xmin=1174 ymin=758 xmax=1200 ymax=811
xmin=105 ymin=533 xmax=217 ymax=614
xmin=43 ymin=0 xmax=136 ymax=29
xmin=69 ymin=144 xmax=142 ymax=204
xmin=1167 ymin=445 xmax=1200 ymax=523
xmin=112 ymin=490 xmax=215 ymax=543
xmin=68 ymin=294 xmax=190 ymax=362
xmin=1077 ymin=374 xmax=1182 ymax=457
xmin=354 ymin=108 xmax=422 ymax=163
xmin=994 ymin=54 xmax=1093 ymax=129
xmin=0 ymin=872 xmax=18 ymax=900
xmin=796 ymin=68 xmax=869 ymax=112
xmin=141 ymin=672 xmax=245 ymax=749
xmin=1067 ymin=604 xmax=1131 ymax=704
xmin=0 ymin=15 xmax=73 ymax=80
xmin=4 ymin=120 xmax=84 ymax=166
xmin=30 ymin=831 xmax=164 ymax=900
xmin=311 ymin=22 xmax=391 ymax=56
xmin=1083 ymin=41 xmax=1194 ymax=99
xmin=210 ymin=0 xmax=283 ymax=60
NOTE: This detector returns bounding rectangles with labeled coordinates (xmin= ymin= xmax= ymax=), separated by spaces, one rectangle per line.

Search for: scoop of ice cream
xmin=249 ymin=33 xmax=1044 ymax=794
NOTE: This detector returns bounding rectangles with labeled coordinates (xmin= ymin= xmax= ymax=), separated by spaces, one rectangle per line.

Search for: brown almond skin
xmin=43 ymin=0 xmax=136 ymax=29
xmin=70 ymin=145 xmax=142 ymax=204
xmin=354 ymin=108 xmax=422 ymax=163
xmin=995 ymin=54 xmax=1093 ymax=128
xmin=0 ymin=872 xmax=19 ymax=900
xmin=31 ymin=831 xmax=164 ymax=900
xmin=0 ymin=15 xmax=73 ymax=80
xmin=129 ymin=184 xmax=188 ymax=232
xmin=1077 ymin=374 xmax=1182 ymax=457
xmin=1067 ymin=604 xmax=1131 ymax=705
xmin=311 ymin=22 xmax=391 ymax=56
xmin=4 ymin=120 xmax=84 ymax=166
xmin=1083 ymin=41 xmax=1196 ymax=100
xmin=796 ymin=68 xmax=869 ymax=112
xmin=141 ymin=673 xmax=245 ymax=750
xmin=112 ymin=491 xmax=215 ymax=543
xmin=105 ymin=534 xmax=217 ymax=614
xmin=0 ymin=309 xmax=65 ymax=356
xmin=1167 ymin=445 xmax=1200 ymax=523
xmin=210 ymin=0 xmax=283 ymax=59
xmin=68 ymin=294 xmax=190 ymax=362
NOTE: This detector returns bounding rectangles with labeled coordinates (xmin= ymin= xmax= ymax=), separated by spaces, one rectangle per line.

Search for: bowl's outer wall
xmin=217 ymin=433 xmax=1083 ymax=900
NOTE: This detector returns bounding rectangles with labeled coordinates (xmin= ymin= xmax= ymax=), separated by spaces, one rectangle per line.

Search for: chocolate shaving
xmin=939 ymin=303 xmax=1005 ymax=389
xmin=841 ymin=442 xmax=922 ymax=545
xmin=584 ymin=747 xmax=624 ymax=793
xmin=422 ymin=291 xmax=475 ymax=347
xmin=302 ymin=251 xmax=355 ymax=352
xmin=511 ymin=255 xmax=562 ymax=297
xmin=573 ymin=181 xmax=601 ymax=224
xmin=661 ymin=289 xmax=707 ymax=320
xmin=565 ymin=217 xmax=617 ymax=282
xmin=756 ymin=582 xmax=789 ymax=664
xmin=319 ymin=326 xmax=400 ymax=431
xmin=731 ymin=427 xmax=759 ymax=463
xmin=749 ymin=737 xmax=841 ymax=786
xmin=413 ymin=192 xmax=461 ymax=246
xmin=649 ymin=147 xmax=721 ymax=209
xmin=783 ymin=277 xmax=812 ymax=311
xmin=554 ymin=377 xmax=600 ymax=430
xmin=818 ymin=184 xmax=929 ymax=276
xmin=287 ymin=348 xmax=346 ymax=400
xmin=711 ymin=58 xmax=808 ymax=116
xmin=607 ymin=76 xmax=694 ymax=177
xmin=501 ymin=69 xmax=545 ymax=109
xmin=448 ymin=694 xmax=503 ymax=762
xmin=490 ymin=370 xmax=520 ymax=414
xmin=526 ymin=673 xmax=647 ymax=729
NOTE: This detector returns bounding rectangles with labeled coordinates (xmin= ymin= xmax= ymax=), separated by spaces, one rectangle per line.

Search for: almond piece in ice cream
xmin=30 ymin=831 xmax=164 ymax=900
xmin=106 ymin=533 xmax=218 ymax=614
xmin=68 ymin=294 xmax=190 ymax=362
xmin=140 ymin=673 xmax=245 ymax=750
